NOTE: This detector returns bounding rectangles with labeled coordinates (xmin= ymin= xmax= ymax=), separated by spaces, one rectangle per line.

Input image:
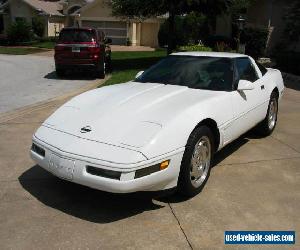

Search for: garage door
xmin=82 ymin=21 xmax=127 ymax=45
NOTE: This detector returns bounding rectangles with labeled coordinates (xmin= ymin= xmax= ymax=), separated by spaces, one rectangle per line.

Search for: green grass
xmin=0 ymin=47 xmax=47 ymax=55
xmin=31 ymin=41 xmax=55 ymax=49
xmin=102 ymin=50 xmax=167 ymax=87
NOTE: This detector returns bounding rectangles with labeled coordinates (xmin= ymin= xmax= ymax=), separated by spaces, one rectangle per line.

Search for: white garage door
xmin=82 ymin=21 xmax=127 ymax=45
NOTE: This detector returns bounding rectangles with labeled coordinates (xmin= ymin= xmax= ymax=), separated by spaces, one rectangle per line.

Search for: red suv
xmin=55 ymin=27 xmax=112 ymax=78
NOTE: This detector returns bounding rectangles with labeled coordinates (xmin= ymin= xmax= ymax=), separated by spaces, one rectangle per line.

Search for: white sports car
xmin=31 ymin=52 xmax=284 ymax=197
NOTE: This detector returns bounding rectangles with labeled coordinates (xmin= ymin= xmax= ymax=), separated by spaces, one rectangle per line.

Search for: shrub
xmin=7 ymin=19 xmax=33 ymax=44
xmin=0 ymin=34 xmax=8 ymax=46
xmin=214 ymin=41 xmax=233 ymax=52
xmin=179 ymin=45 xmax=212 ymax=52
xmin=32 ymin=17 xmax=45 ymax=37
xmin=205 ymin=35 xmax=235 ymax=50
xmin=275 ymin=52 xmax=300 ymax=75
xmin=158 ymin=13 xmax=209 ymax=48
xmin=243 ymin=27 xmax=268 ymax=59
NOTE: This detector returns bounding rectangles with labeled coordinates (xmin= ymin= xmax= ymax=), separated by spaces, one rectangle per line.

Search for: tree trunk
xmin=167 ymin=2 xmax=176 ymax=54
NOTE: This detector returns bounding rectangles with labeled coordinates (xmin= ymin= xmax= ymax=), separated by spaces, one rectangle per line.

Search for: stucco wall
xmin=48 ymin=16 xmax=65 ymax=37
xmin=140 ymin=22 xmax=160 ymax=47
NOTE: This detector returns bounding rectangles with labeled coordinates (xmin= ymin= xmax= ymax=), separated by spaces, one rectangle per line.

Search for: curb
xmin=0 ymin=76 xmax=110 ymax=124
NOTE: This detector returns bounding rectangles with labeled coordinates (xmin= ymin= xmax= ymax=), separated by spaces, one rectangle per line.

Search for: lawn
xmin=30 ymin=41 xmax=55 ymax=49
xmin=0 ymin=47 xmax=47 ymax=55
xmin=103 ymin=50 xmax=167 ymax=86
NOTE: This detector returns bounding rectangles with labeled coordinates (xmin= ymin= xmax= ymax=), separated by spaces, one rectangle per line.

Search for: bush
xmin=32 ymin=17 xmax=45 ymax=37
xmin=7 ymin=20 xmax=33 ymax=45
xmin=243 ymin=27 xmax=268 ymax=59
xmin=275 ymin=52 xmax=300 ymax=75
xmin=158 ymin=16 xmax=186 ymax=48
xmin=205 ymin=35 xmax=235 ymax=50
xmin=0 ymin=34 xmax=8 ymax=46
xmin=158 ymin=13 xmax=209 ymax=48
xmin=179 ymin=45 xmax=212 ymax=52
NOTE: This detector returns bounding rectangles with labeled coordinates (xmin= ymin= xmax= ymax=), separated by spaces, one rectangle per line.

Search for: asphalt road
xmin=0 ymin=75 xmax=299 ymax=249
xmin=0 ymin=54 xmax=97 ymax=114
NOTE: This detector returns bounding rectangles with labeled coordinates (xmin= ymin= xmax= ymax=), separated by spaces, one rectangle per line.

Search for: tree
xmin=111 ymin=0 xmax=233 ymax=54
xmin=283 ymin=0 xmax=300 ymax=49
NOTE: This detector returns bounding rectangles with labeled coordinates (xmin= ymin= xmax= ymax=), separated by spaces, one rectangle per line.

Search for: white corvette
xmin=31 ymin=52 xmax=284 ymax=197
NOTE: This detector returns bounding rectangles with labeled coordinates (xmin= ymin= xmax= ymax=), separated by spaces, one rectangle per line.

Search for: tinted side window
xmin=256 ymin=62 xmax=268 ymax=76
xmin=236 ymin=58 xmax=259 ymax=82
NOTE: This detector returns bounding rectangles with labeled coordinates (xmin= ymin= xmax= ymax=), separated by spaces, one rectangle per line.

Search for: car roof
xmin=171 ymin=51 xmax=247 ymax=58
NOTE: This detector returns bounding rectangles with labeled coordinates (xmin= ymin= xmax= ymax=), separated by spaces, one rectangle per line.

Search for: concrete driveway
xmin=0 ymin=76 xmax=299 ymax=249
xmin=0 ymin=54 xmax=98 ymax=114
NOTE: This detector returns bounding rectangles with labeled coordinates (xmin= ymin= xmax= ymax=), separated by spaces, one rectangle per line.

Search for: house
xmin=216 ymin=0 xmax=299 ymax=54
xmin=0 ymin=0 xmax=65 ymax=37
xmin=0 ymin=0 xmax=163 ymax=47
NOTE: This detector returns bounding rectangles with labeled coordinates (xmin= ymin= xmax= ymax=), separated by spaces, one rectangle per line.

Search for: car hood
xmin=43 ymin=82 xmax=222 ymax=149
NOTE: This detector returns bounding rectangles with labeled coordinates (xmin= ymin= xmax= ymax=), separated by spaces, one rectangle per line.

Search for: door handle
xmin=261 ymin=85 xmax=265 ymax=90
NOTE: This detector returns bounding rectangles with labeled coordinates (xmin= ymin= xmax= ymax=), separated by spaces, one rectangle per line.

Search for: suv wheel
xmin=95 ymin=63 xmax=105 ymax=79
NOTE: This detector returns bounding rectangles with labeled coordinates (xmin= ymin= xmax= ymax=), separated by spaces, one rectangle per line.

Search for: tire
xmin=255 ymin=91 xmax=278 ymax=136
xmin=95 ymin=62 xmax=105 ymax=79
xmin=56 ymin=68 xmax=65 ymax=78
xmin=178 ymin=125 xmax=215 ymax=197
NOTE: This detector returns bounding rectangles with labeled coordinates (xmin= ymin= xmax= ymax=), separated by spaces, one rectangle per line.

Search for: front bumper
xmin=30 ymin=137 xmax=184 ymax=193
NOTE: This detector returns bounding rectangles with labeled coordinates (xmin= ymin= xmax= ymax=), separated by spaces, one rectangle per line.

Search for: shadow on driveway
xmin=18 ymin=166 xmax=163 ymax=223
xmin=44 ymin=71 xmax=97 ymax=81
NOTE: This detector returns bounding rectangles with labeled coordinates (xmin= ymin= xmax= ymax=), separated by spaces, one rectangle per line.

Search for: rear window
xmin=58 ymin=29 xmax=96 ymax=43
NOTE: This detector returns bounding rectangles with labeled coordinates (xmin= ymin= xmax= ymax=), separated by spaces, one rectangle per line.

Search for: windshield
xmin=58 ymin=29 xmax=96 ymax=43
xmin=136 ymin=56 xmax=234 ymax=91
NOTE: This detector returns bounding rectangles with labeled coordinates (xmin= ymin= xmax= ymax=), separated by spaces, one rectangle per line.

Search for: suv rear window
xmin=58 ymin=29 xmax=96 ymax=43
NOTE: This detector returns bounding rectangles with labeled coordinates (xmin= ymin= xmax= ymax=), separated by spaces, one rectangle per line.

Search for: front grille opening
xmin=86 ymin=166 xmax=121 ymax=180
xmin=31 ymin=143 xmax=45 ymax=157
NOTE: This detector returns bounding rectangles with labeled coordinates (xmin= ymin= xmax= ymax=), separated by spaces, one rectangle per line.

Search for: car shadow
xmin=44 ymin=71 xmax=97 ymax=81
xmin=18 ymin=166 xmax=164 ymax=224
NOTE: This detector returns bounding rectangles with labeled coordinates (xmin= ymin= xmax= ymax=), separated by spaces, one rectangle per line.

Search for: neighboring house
xmin=0 ymin=0 xmax=65 ymax=37
xmin=72 ymin=0 xmax=163 ymax=47
xmin=216 ymin=0 xmax=299 ymax=54
xmin=0 ymin=0 xmax=163 ymax=47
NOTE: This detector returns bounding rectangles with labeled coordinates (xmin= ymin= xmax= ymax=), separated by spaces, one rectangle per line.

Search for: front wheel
xmin=178 ymin=126 xmax=214 ymax=197
xmin=255 ymin=92 xmax=278 ymax=136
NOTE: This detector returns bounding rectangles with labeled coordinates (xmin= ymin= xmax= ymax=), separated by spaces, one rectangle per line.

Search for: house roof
xmin=0 ymin=0 xmax=63 ymax=16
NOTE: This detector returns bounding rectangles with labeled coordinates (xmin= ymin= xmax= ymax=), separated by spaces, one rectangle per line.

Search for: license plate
xmin=49 ymin=154 xmax=75 ymax=180
xmin=72 ymin=47 xmax=80 ymax=53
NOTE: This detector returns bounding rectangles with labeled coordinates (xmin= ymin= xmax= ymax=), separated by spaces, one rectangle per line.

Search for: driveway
xmin=0 ymin=76 xmax=299 ymax=249
xmin=0 ymin=54 xmax=98 ymax=114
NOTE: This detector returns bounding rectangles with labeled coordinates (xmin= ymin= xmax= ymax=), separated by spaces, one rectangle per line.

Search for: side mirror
xmin=105 ymin=38 xmax=112 ymax=44
xmin=237 ymin=80 xmax=254 ymax=91
xmin=135 ymin=71 xmax=144 ymax=79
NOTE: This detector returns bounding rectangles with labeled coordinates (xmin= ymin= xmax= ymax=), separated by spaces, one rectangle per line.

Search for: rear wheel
xmin=255 ymin=91 xmax=278 ymax=136
xmin=95 ymin=62 xmax=105 ymax=79
xmin=178 ymin=126 xmax=214 ymax=197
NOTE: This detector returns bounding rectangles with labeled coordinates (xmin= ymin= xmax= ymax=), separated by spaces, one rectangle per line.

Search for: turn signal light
xmin=160 ymin=160 xmax=170 ymax=170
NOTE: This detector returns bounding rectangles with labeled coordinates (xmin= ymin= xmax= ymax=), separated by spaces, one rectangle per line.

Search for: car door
xmin=223 ymin=57 xmax=267 ymax=144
